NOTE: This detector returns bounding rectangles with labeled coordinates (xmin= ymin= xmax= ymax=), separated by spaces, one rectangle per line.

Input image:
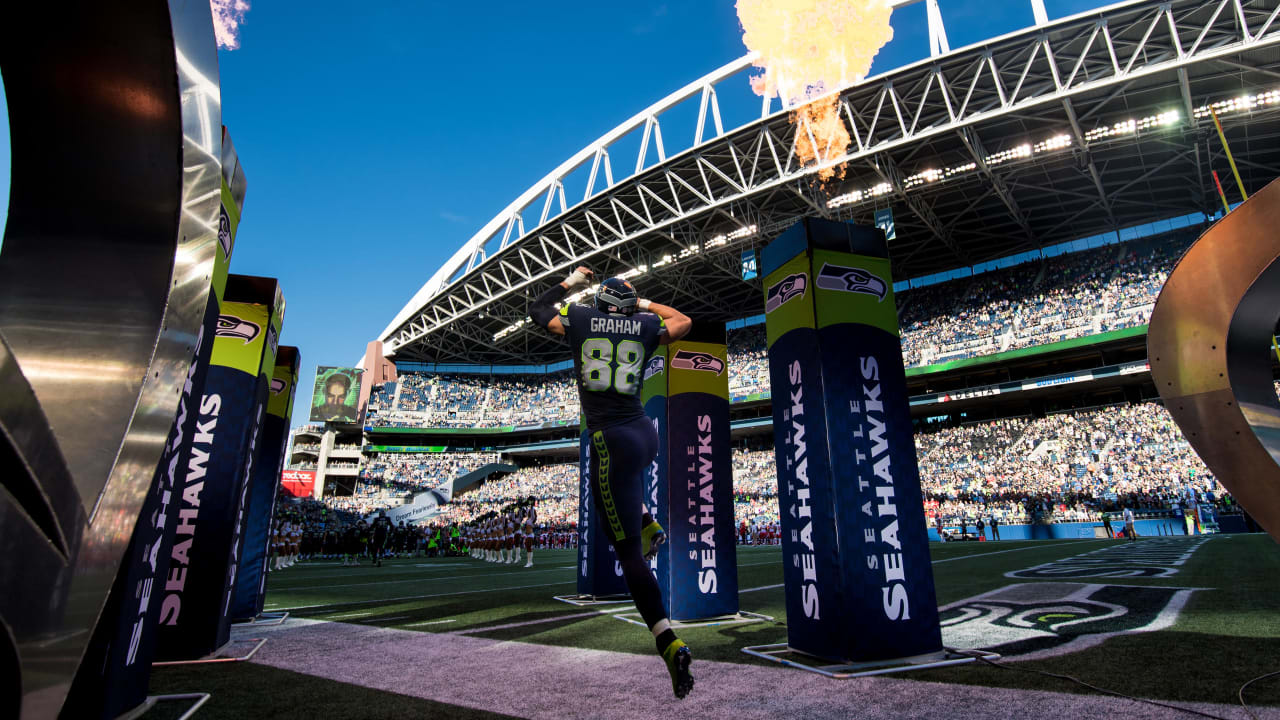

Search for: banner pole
xmin=1211 ymin=170 xmax=1231 ymax=214
xmin=1210 ymin=107 xmax=1248 ymax=202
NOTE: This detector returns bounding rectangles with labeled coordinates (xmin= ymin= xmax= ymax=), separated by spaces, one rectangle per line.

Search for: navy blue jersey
xmin=560 ymin=303 xmax=666 ymax=431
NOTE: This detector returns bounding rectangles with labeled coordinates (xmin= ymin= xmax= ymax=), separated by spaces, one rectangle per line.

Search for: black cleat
xmin=662 ymin=640 xmax=694 ymax=699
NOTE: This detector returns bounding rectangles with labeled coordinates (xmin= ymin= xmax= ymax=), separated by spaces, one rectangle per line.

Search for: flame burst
xmin=211 ymin=0 xmax=251 ymax=50
xmin=737 ymin=0 xmax=894 ymax=181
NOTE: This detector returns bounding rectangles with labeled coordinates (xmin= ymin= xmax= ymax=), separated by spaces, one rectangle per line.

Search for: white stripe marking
xmin=454 ymin=611 xmax=602 ymax=635
xmin=739 ymin=583 xmax=784 ymax=594
xmin=276 ymin=559 xmax=779 ymax=597
xmin=287 ymin=566 xmax=574 ymax=591
xmin=931 ymin=539 xmax=1100 ymax=564
xmin=272 ymin=580 xmax=576 ymax=612
xmin=405 ymin=619 xmax=457 ymax=627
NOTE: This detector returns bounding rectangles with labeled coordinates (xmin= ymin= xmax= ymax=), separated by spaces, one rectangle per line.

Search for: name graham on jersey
xmin=784 ymin=360 xmax=821 ymax=619
xmin=590 ymin=316 xmax=642 ymax=335
xmin=856 ymin=356 xmax=911 ymax=621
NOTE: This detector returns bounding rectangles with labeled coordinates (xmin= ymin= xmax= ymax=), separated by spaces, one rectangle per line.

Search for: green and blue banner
xmin=643 ymin=327 xmax=738 ymax=620
xmin=230 ymin=344 xmax=299 ymax=619
xmin=641 ymin=345 xmax=670 ymax=592
xmin=577 ymin=419 xmax=626 ymax=597
xmin=761 ymin=217 xmax=941 ymax=663
xmin=155 ymin=275 xmax=282 ymax=660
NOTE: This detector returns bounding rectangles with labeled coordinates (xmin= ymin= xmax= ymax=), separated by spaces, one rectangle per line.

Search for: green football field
xmin=149 ymin=535 xmax=1280 ymax=719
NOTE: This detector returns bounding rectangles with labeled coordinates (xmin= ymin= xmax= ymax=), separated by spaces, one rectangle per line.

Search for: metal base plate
xmin=613 ymin=610 xmax=774 ymax=629
xmin=117 ymin=692 xmax=211 ymax=720
xmin=152 ymin=637 xmax=267 ymax=667
xmin=232 ymin=611 xmax=290 ymax=627
xmin=552 ymin=594 xmax=632 ymax=607
xmin=741 ymin=643 xmax=1000 ymax=678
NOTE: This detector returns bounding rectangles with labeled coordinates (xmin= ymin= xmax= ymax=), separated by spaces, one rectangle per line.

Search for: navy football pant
xmin=588 ymin=416 xmax=673 ymax=648
xmin=588 ymin=415 xmax=656 ymax=543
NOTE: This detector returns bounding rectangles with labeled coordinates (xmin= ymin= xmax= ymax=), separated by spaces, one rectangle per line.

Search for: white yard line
xmin=281 ymin=566 xmax=574 ymax=592
xmin=404 ymin=619 xmax=457 ymax=627
xmin=276 ymin=558 xmax=780 ymax=595
xmin=267 ymin=580 xmax=576 ymax=612
xmin=321 ymin=611 xmax=373 ymax=620
xmin=739 ymin=583 xmax=784 ymax=594
xmin=453 ymin=610 xmax=603 ymax=635
xmin=931 ymin=539 xmax=1100 ymax=564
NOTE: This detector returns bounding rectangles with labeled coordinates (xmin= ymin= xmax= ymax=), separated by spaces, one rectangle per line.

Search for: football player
xmin=529 ymin=265 xmax=695 ymax=699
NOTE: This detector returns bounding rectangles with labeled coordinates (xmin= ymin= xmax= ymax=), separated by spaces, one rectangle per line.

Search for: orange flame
xmin=737 ymin=0 xmax=894 ymax=180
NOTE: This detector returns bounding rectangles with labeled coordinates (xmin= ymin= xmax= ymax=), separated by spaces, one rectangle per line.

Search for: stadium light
xmin=1194 ymin=89 xmax=1280 ymax=119
xmin=1083 ymin=110 xmax=1178 ymax=142
xmin=707 ymin=224 xmax=758 ymax=248
xmin=1033 ymin=134 xmax=1072 ymax=153
xmin=984 ymin=143 xmax=1032 ymax=167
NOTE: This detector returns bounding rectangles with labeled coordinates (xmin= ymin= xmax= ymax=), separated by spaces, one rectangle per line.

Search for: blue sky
xmin=0 ymin=0 xmax=1106 ymax=430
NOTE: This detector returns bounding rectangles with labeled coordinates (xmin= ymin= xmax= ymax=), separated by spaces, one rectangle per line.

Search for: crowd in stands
xmin=727 ymin=326 xmax=770 ymax=401
xmin=271 ymin=495 xmax=458 ymax=560
xmin=362 ymin=231 xmax=1195 ymax=426
xmin=300 ymin=400 xmax=1231 ymax=545
xmin=357 ymin=451 xmax=498 ymax=499
xmin=916 ymin=401 xmax=1229 ymax=527
xmin=435 ymin=463 xmax=579 ymax=525
xmin=732 ymin=448 xmax=779 ymax=528
xmin=368 ymin=372 xmax=579 ymax=428
xmin=293 ymin=226 xmax=1235 ymax=541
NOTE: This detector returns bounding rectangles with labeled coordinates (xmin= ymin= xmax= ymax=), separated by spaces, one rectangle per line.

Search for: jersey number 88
xmin=582 ymin=338 xmax=644 ymax=394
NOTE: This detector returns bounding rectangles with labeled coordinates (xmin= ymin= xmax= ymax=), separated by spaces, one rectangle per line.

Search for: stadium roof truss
xmin=382 ymin=0 xmax=1280 ymax=365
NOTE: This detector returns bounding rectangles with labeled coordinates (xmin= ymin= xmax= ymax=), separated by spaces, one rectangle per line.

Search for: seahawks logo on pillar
xmin=671 ymin=350 xmax=724 ymax=375
xmin=643 ymin=355 xmax=665 ymax=381
xmin=216 ymin=314 xmax=261 ymax=344
xmin=218 ymin=206 xmax=233 ymax=261
xmin=816 ymin=263 xmax=887 ymax=301
xmin=939 ymin=582 xmax=1199 ymax=660
xmin=764 ymin=272 xmax=807 ymax=314
xmin=269 ymin=378 xmax=287 ymax=395
xmin=266 ymin=323 xmax=279 ymax=356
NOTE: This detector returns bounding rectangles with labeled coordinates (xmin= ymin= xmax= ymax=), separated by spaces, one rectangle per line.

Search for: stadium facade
xmin=294 ymin=0 xmax=1280 ymax=518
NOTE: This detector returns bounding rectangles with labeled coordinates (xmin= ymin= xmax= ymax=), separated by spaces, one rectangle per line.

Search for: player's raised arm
xmin=528 ymin=266 xmax=593 ymax=336
xmin=638 ymin=299 xmax=691 ymax=344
